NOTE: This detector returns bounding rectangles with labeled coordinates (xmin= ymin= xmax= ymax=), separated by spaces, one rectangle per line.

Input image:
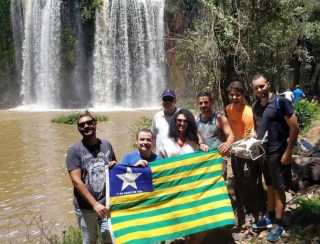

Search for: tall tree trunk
xmin=310 ymin=63 xmax=320 ymax=96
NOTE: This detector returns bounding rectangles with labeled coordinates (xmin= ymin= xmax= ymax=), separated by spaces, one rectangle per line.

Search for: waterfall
xmin=92 ymin=0 xmax=166 ymax=108
xmin=19 ymin=0 xmax=61 ymax=109
xmin=10 ymin=0 xmax=165 ymax=110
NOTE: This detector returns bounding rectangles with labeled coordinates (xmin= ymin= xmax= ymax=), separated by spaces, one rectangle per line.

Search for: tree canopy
xmin=167 ymin=0 xmax=320 ymax=106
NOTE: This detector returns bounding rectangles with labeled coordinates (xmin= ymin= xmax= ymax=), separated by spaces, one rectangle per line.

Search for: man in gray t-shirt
xmin=66 ymin=113 xmax=117 ymax=244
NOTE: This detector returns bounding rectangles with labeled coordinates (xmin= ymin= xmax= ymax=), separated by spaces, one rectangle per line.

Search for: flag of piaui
xmin=109 ymin=148 xmax=235 ymax=244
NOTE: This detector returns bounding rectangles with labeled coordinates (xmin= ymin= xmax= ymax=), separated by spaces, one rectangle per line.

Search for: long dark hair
xmin=168 ymin=109 xmax=198 ymax=143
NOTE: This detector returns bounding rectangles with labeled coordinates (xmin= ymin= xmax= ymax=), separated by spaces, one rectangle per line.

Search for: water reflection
xmin=0 ymin=110 xmax=156 ymax=242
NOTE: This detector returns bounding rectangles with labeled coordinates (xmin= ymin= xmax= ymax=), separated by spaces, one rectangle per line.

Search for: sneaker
xmin=252 ymin=216 xmax=273 ymax=229
xmin=267 ymin=225 xmax=285 ymax=242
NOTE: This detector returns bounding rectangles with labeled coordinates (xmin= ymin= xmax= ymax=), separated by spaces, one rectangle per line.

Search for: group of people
xmin=66 ymin=73 xmax=299 ymax=243
xmin=277 ymin=84 xmax=305 ymax=104
xmin=278 ymin=84 xmax=319 ymax=105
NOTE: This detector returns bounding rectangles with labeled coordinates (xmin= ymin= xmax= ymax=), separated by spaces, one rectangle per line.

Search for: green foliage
xmin=129 ymin=116 xmax=152 ymax=148
xmin=80 ymin=0 xmax=104 ymax=21
xmin=61 ymin=224 xmax=82 ymax=244
xmin=52 ymin=112 xmax=83 ymax=124
xmin=51 ymin=111 xmax=108 ymax=124
xmin=61 ymin=28 xmax=78 ymax=66
xmin=295 ymin=197 xmax=320 ymax=216
xmin=165 ymin=1 xmax=179 ymax=14
xmin=174 ymin=0 xmax=320 ymax=105
xmin=0 ymin=0 xmax=14 ymax=92
xmin=294 ymin=100 xmax=320 ymax=131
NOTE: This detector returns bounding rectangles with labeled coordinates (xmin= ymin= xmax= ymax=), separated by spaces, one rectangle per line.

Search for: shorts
xmin=260 ymin=152 xmax=292 ymax=191
xmin=75 ymin=208 xmax=115 ymax=244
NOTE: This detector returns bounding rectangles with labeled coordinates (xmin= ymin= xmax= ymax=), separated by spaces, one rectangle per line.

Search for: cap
xmin=295 ymin=85 xmax=300 ymax=88
xmin=162 ymin=88 xmax=176 ymax=98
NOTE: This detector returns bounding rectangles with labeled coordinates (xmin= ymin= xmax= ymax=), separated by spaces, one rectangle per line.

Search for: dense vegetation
xmin=166 ymin=0 xmax=320 ymax=107
xmin=294 ymin=100 xmax=320 ymax=131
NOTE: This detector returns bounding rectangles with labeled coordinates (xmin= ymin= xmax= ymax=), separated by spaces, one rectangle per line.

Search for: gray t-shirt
xmin=66 ymin=139 xmax=116 ymax=209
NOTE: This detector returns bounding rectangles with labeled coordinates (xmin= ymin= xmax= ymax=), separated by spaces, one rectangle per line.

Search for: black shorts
xmin=260 ymin=152 xmax=292 ymax=191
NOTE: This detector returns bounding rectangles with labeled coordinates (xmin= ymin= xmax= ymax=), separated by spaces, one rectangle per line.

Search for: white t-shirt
xmin=283 ymin=91 xmax=293 ymax=102
xmin=151 ymin=108 xmax=179 ymax=154
xmin=159 ymin=138 xmax=198 ymax=158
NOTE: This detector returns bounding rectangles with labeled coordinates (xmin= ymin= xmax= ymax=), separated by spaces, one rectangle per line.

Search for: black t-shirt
xmin=252 ymin=93 xmax=294 ymax=153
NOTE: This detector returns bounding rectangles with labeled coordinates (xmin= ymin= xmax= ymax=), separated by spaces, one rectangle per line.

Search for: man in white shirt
xmin=151 ymin=88 xmax=179 ymax=154
xmin=277 ymin=88 xmax=294 ymax=103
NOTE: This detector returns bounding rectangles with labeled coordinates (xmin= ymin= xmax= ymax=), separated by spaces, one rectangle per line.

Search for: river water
xmin=0 ymin=110 xmax=156 ymax=243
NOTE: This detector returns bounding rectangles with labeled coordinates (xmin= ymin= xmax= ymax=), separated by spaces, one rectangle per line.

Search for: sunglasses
xmin=78 ymin=120 xmax=95 ymax=128
xmin=163 ymin=96 xmax=174 ymax=102
xmin=176 ymin=119 xmax=188 ymax=124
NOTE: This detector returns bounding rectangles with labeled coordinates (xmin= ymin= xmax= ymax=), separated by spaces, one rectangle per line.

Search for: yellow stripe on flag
xmin=115 ymin=211 xmax=234 ymax=244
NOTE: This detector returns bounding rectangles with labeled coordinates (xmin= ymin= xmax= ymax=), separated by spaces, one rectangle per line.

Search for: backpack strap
xmin=276 ymin=97 xmax=285 ymax=117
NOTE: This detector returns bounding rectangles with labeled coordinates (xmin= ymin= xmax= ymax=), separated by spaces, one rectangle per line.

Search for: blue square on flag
xmin=109 ymin=164 xmax=153 ymax=197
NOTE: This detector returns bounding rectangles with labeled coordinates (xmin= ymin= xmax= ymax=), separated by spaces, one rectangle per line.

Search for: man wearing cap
xmin=151 ymin=88 xmax=179 ymax=154
xmin=293 ymin=85 xmax=305 ymax=103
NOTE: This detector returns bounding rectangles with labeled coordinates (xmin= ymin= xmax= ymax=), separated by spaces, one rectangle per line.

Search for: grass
xmin=61 ymin=225 xmax=82 ymax=244
xmin=294 ymin=196 xmax=320 ymax=221
xmin=51 ymin=111 xmax=108 ymax=124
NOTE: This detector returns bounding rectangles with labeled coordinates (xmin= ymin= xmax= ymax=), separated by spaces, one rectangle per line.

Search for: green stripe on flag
xmin=110 ymin=180 xmax=226 ymax=211
xmin=152 ymin=157 xmax=221 ymax=179
xmin=112 ymin=192 xmax=231 ymax=224
xmin=154 ymin=170 xmax=222 ymax=190
xmin=114 ymin=205 xmax=234 ymax=236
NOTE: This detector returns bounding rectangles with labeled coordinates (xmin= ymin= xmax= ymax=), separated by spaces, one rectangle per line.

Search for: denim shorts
xmin=75 ymin=208 xmax=115 ymax=244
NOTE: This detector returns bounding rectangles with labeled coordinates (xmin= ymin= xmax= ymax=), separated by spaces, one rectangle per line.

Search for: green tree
xmin=172 ymin=0 xmax=320 ymax=108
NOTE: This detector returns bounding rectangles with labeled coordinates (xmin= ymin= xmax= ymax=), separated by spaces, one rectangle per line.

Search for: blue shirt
xmin=121 ymin=151 xmax=160 ymax=166
xmin=293 ymin=88 xmax=304 ymax=102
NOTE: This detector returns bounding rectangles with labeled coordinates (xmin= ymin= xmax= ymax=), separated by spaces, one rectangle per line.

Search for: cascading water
xmin=17 ymin=0 xmax=61 ymax=109
xmin=11 ymin=0 xmax=165 ymax=110
xmin=92 ymin=0 xmax=166 ymax=108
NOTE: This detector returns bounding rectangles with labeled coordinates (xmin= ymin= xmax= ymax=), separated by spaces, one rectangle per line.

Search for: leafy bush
xmin=52 ymin=111 xmax=108 ymax=124
xmin=294 ymin=100 xmax=320 ymax=131
xmin=129 ymin=116 xmax=152 ymax=148
xmin=61 ymin=224 xmax=82 ymax=244
xmin=61 ymin=28 xmax=78 ymax=66
xmin=80 ymin=0 xmax=103 ymax=21
xmin=296 ymin=197 xmax=320 ymax=216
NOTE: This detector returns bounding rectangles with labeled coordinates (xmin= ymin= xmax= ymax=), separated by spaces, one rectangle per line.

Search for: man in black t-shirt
xmin=251 ymin=74 xmax=299 ymax=242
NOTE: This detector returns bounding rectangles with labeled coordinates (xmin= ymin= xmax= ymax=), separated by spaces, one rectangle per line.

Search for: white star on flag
xmin=116 ymin=167 xmax=142 ymax=191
